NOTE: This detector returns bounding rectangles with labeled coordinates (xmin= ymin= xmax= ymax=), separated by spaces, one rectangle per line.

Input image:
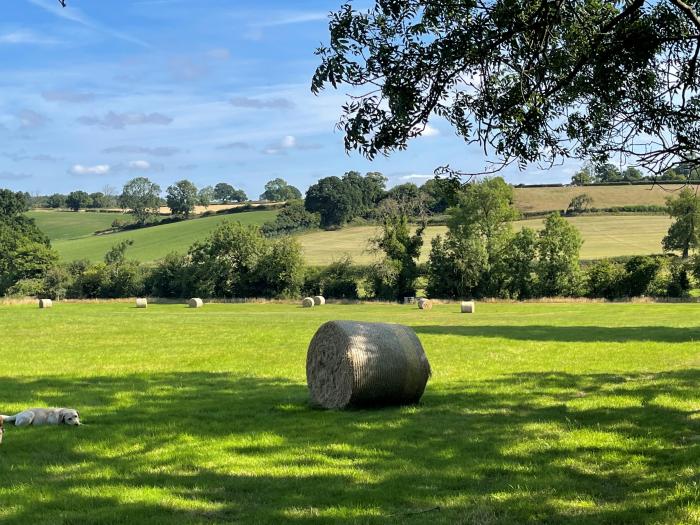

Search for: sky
xmin=0 ymin=0 xmax=579 ymax=198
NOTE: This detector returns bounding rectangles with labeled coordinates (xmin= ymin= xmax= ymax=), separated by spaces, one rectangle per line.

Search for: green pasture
xmin=44 ymin=210 xmax=278 ymax=263
xmin=0 ymin=302 xmax=697 ymax=524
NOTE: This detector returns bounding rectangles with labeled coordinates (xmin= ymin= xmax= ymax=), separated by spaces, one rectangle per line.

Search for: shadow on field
xmin=413 ymin=324 xmax=700 ymax=343
xmin=0 ymin=370 xmax=698 ymax=524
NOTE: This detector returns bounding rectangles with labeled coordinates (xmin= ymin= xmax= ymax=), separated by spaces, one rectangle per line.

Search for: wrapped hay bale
xmin=38 ymin=299 xmax=53 ymax=309
xmin=313 ymin=296 xmax=326 ymax=306
xmin=306 ymin=320 xmax=431 ymax=409
xmin=135 ymin=298 xmax=148 ymax=308
xmin=302 ymin=297 xmax=315 ymax=308
xmin=461 ymin=301 xmax=475 ymax=314
xmin=188 ymin=298 xmax=204 ymax=308
xmin=417 ymin=298 xmax=433 ymax=310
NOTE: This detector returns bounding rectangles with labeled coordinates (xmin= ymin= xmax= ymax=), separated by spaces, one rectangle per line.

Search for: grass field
xmin=0 ymin=302 xmax=697 ymax=524
xmin=37 ymin=210 xmax=671 ymax=265
xmin=299 ymin=215 xmax=672 ymax=265
xmin=514 ymin=184 xmax=700 ymax=213
xmin=46 ymin=210 xmax=278 ymax=263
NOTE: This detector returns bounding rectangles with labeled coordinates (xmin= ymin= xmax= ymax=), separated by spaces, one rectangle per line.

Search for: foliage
xmin=146 ymin=252 xmax=193 ymax=298
xmin=304 ymin=176 xmax=360 ymax=228
xmin=259 ymin=178 xmax=302 ymax=202
xmin=166 ymin=179 xmax=199 ymax=217
xmin=566 ymin=194 xmax=594 ymax=215
xmin=314 ymin=1 xmax=700 ymax=176
xmin=66 ymin=191 xmax=91 ymax=212
xmin=501 ymin=227 xmax=538 ymax=299
xmin=662 ymin=188 xmax=700 ymax=258
xmin=120 ymin=177 xmax=162 ymax=225
xmin=89 ymin=192 xmax=114 ymax=209
xmin=370 ymin=212 xmax=424 ymax=300
xmin=197 ymin=185 xmax=214 ymax=207
xmin=104 ymin=239 xmax=135 ymax=265
xmin=624 ymin=255 xmax=664 ymax=297
xmin=585 ymin=260 xmax=627 ymax=299
xmin=214 ymin=183 xmax=248 ymax=204
xmin=261 ymin=200 xmax=320 ymax=237
xmin=46 ymin=193 xmax=66 ymax=209
xmin=0 ymin=189 xmax=30 ymax=215
xmin=188 ymin=221 xmax=303 ymax=298
xmin=537 ymin=213 xmax=583 ymax=297
xmin=571 ymin=166 xmax=593 ymax=186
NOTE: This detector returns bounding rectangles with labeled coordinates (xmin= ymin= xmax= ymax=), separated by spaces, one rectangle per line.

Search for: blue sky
xmin=0 ymin=0 xmax=577 ymax=197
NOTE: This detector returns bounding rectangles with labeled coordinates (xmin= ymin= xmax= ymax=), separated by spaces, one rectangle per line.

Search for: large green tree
xmin=304 ymin=176 xmax=361 ymax=228
xmin=260 ymin=178 xmax=302 ymax=202
xmin=119 ymin=177 xmax=162 ymax=225
xmin=166 ymin=180 xmax=199 ymax=217
xmin=66 ymin=190 xmax=91 ymax=212
xmin=662 ymin=188 xmax=700 ymax=257
xmin=314 ymin=1 xmax=700 ymax=176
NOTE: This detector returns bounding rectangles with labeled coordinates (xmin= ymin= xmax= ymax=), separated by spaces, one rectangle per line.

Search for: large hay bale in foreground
xmin=38 ymin=299 xmax=52 ymax=309
xmin=188 ymin=298 xmax=204 ymax=308
xmin=135 ymin=298 xmax=148 ymax=309
xmin=312 ymin=296 xmax=326 ymax=306
xmin=306 ymin=320 xmax=431 ymax=409
xmin=461 ymin=301 xmax=475 ymax=314
xmin=302 ymin=297 xmax=315 ymax=308
xmin=418 ymin=298 xmax=433 ymax=310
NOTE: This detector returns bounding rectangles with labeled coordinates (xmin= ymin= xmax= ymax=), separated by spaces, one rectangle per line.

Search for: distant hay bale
xmin=461 ymin=301 xmax=475 ymax=314
xmin=302 ymin=297 xmax=315 ymax=308
xmin=38 ymin=299 xmax=52 ymax=309
xmin=306 ymin=320 xmax=431 ymax=409
xmin=135 ymin=298 xmax=148 ymax=308
xmin=417 ymin=298 xmax=433 ymax=310
xmin=188 ymin=298 xmax=204 ymax=308
xmin=313 ymin=296 xmax=326 ymax=306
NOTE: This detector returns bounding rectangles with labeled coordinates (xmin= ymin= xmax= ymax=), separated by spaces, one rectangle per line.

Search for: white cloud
xmin=77 ymin=111 xmax=173 ymax=129
xmin=400 ymin=174 xmax=433 ymax=181
xmin=257 ymin=12 xmax=328 ymax=27
xmin=413 ymin=123 xmax=440 ymax=137
xmin=128 ymin=160 xmax=151 ymax=170
xmin=70 ymin=164 xmax=110 ymax=175
xmin=281 ymin=135 xmax=296 ymax=148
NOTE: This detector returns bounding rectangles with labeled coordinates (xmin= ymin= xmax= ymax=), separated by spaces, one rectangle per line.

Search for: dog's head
xmin=59 ymin=409 xmax=80 ymax=426
xmin=0 ymin=416 xmax=3 ymax=444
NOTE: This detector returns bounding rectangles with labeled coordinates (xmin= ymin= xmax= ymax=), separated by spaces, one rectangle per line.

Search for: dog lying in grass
xmin=1 ymin=408 xmax=81 ymax=427
xmin=0 ymin=416 xmax=4 ymax=444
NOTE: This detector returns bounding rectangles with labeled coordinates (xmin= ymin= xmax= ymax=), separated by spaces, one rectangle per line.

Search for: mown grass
xmin=0 ymin=302 xmax=698 ymax=524
xmin=27 ymin=210 xmax=128 ymax=241
xmin=514 ymin=184 xmax=700 ymax=213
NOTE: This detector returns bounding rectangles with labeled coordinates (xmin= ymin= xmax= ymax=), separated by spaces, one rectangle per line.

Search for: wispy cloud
xmin=263 ymin=135 xmax=321 ymax=155
xmin=0 ymin=30 xmax=60 ymax=45
xmin=0 ymin=171 xmax=32 ymax=180
xmin=17 ymin=109 xmax=50 ymax=129
xmin=77 ymin=112 xmax=173 ymax=129
xmin=216 ymin=142 xmax=252 ymax=150
xmin=102 ymin=145 xmax=181 ymax=157
xmin=27 ymin=0 xmax=151 ymax=48
xmin=257 ymin=12 xmax=328 ymax=27
xmin=4 ymin=151 xmax=61 ymax=162
xmin=230 ymin=96 xmax=294 ymax=110
xmin=42 ymin=90 xmax=96 ymax=103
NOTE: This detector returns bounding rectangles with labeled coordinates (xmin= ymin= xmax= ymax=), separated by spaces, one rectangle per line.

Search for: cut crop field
xmin=514 ymin=184 xmax=700 ymax=214
xmin=299 ymin=215 xmax=672 ymax=265
xmin=0 ymin=302 xmax=697 ymax=524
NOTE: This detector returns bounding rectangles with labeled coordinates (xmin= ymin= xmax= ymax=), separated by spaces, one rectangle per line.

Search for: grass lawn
xmin=27 ymin=211 xmax=129 ymax=241
xmin=0 ymin=302 xmax=698 ymax=524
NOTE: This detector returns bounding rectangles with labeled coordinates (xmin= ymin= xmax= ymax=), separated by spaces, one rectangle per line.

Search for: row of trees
xmin=571 ymin=162 xmax=699 ymax=185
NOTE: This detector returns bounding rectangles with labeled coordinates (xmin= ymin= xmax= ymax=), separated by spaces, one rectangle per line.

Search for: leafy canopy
xmin=314 ymin=0 xmax=700 ymax=175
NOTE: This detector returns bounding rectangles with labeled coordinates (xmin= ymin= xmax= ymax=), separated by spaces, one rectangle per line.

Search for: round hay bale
xmin=188 ymin=298 xmax=204 ymax=308
xmin=38 ymin=299 xmax=53 ymax=309
xmin=312 ymin=295 xmax=326 ymax=306
xmin=135 ymin=298 xmax=148 ymax=309
xmin=417 ymin=298 xmax=433 ymax=310
xmin=302 ymin=297 xmax=315 ymax=308
xmin=461 ymin=301 xmax=475 ymax=314
xmin=306 ymin=320 xmax=431 ymax=409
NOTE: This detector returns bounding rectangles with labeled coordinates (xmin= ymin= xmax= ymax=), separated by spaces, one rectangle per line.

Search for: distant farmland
xmin=513 ymin=183 xmax=700 ymax=213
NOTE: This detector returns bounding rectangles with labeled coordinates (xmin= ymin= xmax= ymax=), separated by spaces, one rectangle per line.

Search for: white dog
xmin=1 ymin=408 xmax=81 ymax=427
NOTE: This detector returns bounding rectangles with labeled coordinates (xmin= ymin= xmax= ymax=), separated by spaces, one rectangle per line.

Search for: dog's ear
xmin=58 ymin=410 xmax=66 ymax=424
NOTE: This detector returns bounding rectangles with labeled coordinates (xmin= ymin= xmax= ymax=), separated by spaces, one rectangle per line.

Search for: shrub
xmin=320 ymin=257 xmax=360 ymax=299
xmin=624 ymin=256 xmax=663 ymax=297
xmin=261 ymin=200 xmax=320 ymax=236
xmin=585 ymin=260 xmax=626 ymax=299
xmin=6 ymin=278 xmax=45 ymax=297
xmin=146 ymin=252 xmax=193 ymax=298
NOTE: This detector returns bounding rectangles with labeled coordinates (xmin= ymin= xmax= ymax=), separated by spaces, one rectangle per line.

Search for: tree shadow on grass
xmin=413 ymin=324 xmax=700 ymax=343
xmin=0 ymin=370 xmax=698 ymax=524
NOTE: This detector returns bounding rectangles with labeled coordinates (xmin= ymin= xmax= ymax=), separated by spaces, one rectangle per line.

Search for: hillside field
xmin=514 ymin=184 xmax=700 ymax=213
xmin=0 ymin=301 xmax=697 ymax=524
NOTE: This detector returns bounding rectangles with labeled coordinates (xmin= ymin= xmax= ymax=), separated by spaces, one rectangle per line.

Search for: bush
xmin=585 ymin=260 xmax=626 ymax=299
xmin=624 ymin=256 xmax=663 ymax=297
xmin=146 ymin=252 xmax=193 ymax=298
xmin=6 ymin=278 xmax=45 ymax=297
xmin=261 ymin=200 xmax=320 ymax=236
